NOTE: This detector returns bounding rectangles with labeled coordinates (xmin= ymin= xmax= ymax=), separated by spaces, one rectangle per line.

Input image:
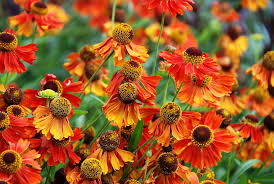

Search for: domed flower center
xmin=227 ymin=25 xmax=242 ymax=41
xmin=245 ymin=114 xmax=259 ymax=126
xmin=191 ymin=125 xmax=214 ymax=148
xmin=160 ymin=102 xmax=181 ymax=124
xmin=6 ymin=105 xmax=26 ymax=118
xmin=0 ymin=32 xmax=18 ymax=51
xmin=262 ymin=51 xmax=274 ymax=70
xmin=52 ymin=137 xmax=70 ymax=147
xmin=101 ymin=174 xmax=115 ymax=184
xmin=84 ymin=126 xmax=95 ymax=144
xmin=50 ymin=97 xmax=71 ymax=119
xmin=124 ymin=179 xmax=141 ymax=184
xmin=84 ymin=62 xmax=102 ymax=81
xmin=75 ymin=148 xmax=91 ymax=163
xmin=157 ymin=153 xmax=178 ymax=175
xmin=216 ymin=108 xmax=232 ymax=128
xmin=0 ymin=112 xmax=10 ymax=132
xmin=191 ymin=75 xmax=212 ymax=87
xmin=253 ymin=87 xmax=269 ymax=103
xmin=80 ymin=45 xmax=96 ymax=62
xmin=200 ymin=180 xmax=215 ymax=184
xmin=42 ymin=80 xmax=63 ymax=94
xmin=118 ymin=82 xmax=137 ymax=104
xmin=112 ymin=23 xmax=134 ymax=45
xmin=31 ymin=2 xmax=48 ymax=15
xmin=0 ymin=150 xmax=22 ymax=173
xmin=120 ymin=125 xmax=135 ymax=142
xmin=264 ymin=111 xmax=274 ymax=132
xmin=121 ymin=60 xmax=143 ymax=81
xmin=3 ymin=86 xmax=23 ymax=105
xmin=183 ymin=47 xmax=205 ymax=64
xmin=80 ymin=158 xmax=102 ymax=180
xmin=99 ymin=131 xmax=120 ymax=152
xmin=219 ymin=56 xmax=234 ymax=71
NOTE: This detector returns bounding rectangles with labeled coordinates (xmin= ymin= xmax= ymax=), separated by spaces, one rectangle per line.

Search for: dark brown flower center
xmin=0 ymin=150 xmax=22 ymax=173
xmin=185 ymin=47 xmax=203 ymax=56
xmin=192 ymin=125 xmax=214 ymax=147
xmin=52 ymin=137 xmax=70 ymax=147
xmin=216 ymin=109 xmax=232 ymax=128
xmin=31 ymin=2 xmax=48 ymax=15
xmin=264 ymin=111 xmax=274 ymax=132
xmin=227 ymin=25 xmax=242 ymax=40
xmin=245 ymin=114 xmax=259 ymax=125
xmin=3 ymin=87 xmax=24 ymax=105
xmin=0 ymin=112 xmax=10 ymax=132
xmin=0 ymin=33 xmax=15 ymax=43
xmin=99 ymin=131 xmax=120 ymax=152
xmin=80 ymin=45 xmax=96 ymax=62
xmin=0 ymin=32 xmax=17 ymax=51
xmin=262 ymin=51 xmax=274 ymax=70
xmin=43 ymin=80 xmax=63 ymax=94
xmin=157 ymin=153 xmax=178 ymax=175
xmin=84 ymin=62 xmax=102 ymax=81
xmin=112 ymin=23 xmax=133 ymax=45
xmin=118 ymin=82 xmax=137 ymax=104
xmin=160 ymin=102 xmax=181 ymax=124
xmin=6 ymin=105 xmax=25 ymax=118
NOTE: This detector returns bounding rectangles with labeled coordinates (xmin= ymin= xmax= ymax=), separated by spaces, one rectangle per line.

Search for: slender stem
xmin=152 ymin=13 xmax=165 ymax=75
xmin=4 ymin=72 xmax=9 ymax=87
xmin=133 ymin=136 xmax=154 ymax=154
xmin=83 ymin=112 xmax=104 ymax=131
xmin=88 ymin=120 xmax=110 ymax=148
xmin=143 ymin=165 xmax=157 ymax=183
xmin=247 ymin=144 xmax=259 ymax=160
xmin=45 ymin=166 xmax=52 ymax=184
xmin=162 ymin=74 xmax=170 ymax=105
xmin=111 ymin=0 xmax=117 ymax=31
xmin=143 ymin=156 xmax=150 ymax=183
xmin=183 ymin=104 xmax=190 ymax=111
xmin=83 ymin=50 xmax=114 ymax=92
xmin=172 ymin=81 xmax=183 ymax=102
xmin=252 ymin=151 xmax=274 ymax=179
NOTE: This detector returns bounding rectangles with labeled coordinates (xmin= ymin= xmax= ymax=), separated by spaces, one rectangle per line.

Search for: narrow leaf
xmin=128 ymin=120 xmax=143 ymax=152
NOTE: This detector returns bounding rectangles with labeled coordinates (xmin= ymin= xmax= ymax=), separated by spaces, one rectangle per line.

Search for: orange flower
xmin=30 ymin=128 xmax=84 ymax=166
xmin=173 ymin=110 xmax=235 ymax=169
xmin=106 ymin=60 xmax=161 ymax=104
xmin=94 ymin=23 xmax=149 ymax=67
xmin=247 ymin=87 xmax=274 ymax=116
xmin=66 ymin=157 xmax=103 ymax=184
xmin=33 ymin=97 xmax=73 ymax=140
xmin=142 ymin=0 xmax=194 ymax=16
xmin=0 ymin=29 xmax=38 ymax=74
xmin=232 ymin=114 xmax=263 ymax=144
xmin=246 ymin=51 xmax=274 ymax=88
xmin=211 ymin=1 xmax=239 ymax=22
xmin=90 ymin=131 xmax=134 ymax=174
xmin=0 ymin=113 xmax=35 ymax=147
xmin=23 ymin=74 xmax=84 ymax=110
xmin=145 ymin=151 xmax=199 ymax=184
xmin=241 ymin=0 xmax=269 ymax=11
xmin=147 ymin=102 xmax=201 ymax=146
xmin=9 ymin=0 xmax=64 ymax=37
xmin=177 ymin=74 xmax=234 ymax=107
xmin=159 ymin=47 xmax=219 ymax=84
xmin=72 ymin=0 xmax=108 ymax=17
xmin=0 ymin=139 xmax=42 ymax=184
xmin=217 ymin=93 xmax=247 ymax=115
xmin=64 ymin=46 xmax=108 ymax=96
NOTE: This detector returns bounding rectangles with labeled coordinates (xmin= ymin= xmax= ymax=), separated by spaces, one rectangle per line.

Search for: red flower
xmin=0 ymin=29 xmax=38 ymax=74
xmin=23 ymin=74 xmax=84 ymax=109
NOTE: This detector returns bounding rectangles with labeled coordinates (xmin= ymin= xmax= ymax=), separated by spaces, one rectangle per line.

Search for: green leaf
xmin=230 ymin=159 xmax=260 ymax=184
xmin=253 ymin=173 xmax=274 ymax=184
xmin=73 ymin=110 xmax=88 ymax=116
xmin=128 ymin=120 xmax=143 ymax=152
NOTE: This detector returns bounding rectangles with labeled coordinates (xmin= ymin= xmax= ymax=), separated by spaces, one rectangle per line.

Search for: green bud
xmin=38 ymin=89 xmax=59 ymax=99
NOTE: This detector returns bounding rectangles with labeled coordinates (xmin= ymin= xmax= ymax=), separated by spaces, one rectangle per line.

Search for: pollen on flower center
xmin=124 ymin=179 xmax=141 ymax=184
xmin=184 ymin=47 xmax=205 ymax=64
xmin=75 ymin=148 xmax=91 ymax=163
xmin=121 ymin=60 xmax=143 ymax=81
xmin=80 ymin=158 xmax=102 ymax=180
xmin=31 ymin=2 xmax=48 ymax=15
xmin=253 ymin=87 xmax=269 ymax=103
xmin=262 ymin=51 xmax=274 ymax=70
xmin=80 ymin=45 xmax=96 ymax=62
xmin=160 ymin=102 xmax=181 ymax=124
xmin=0 ymin=32 xmax=18 ymax=51
xmin=191 ymin=125 xmax=214 ymax=148
xmin=112 ymin=23 xmax=134 ymax=45
xmin=99 ymin=131 xmax=120 ymax=152
xmin=84 ymin=62 xmax=102 ymax=81
xmin=3 ymin=86 xmax=24 ymax=105
xmin=120 ymin=124 xmax=135 ymax=142
xmin=245 ymin=114 xmax=259 ymax=126
xmin=52 ymin=137 xmax=70 ymax=147
xmin=50 ymin=97 xmax=71 ymax=119
xmin=200 ymin=180 xmax=216 ymax=184
xmin=0 ymin=112 xmax=10 ymax=132
xmin=118 ymin=82 xmax=137 ymax=104
xmin=42 ymin=80 xmax=63 ymax=94
xmin=6 ymin=105 xmax=26 ymax=118
xmin=0 ymin=150 xmax=22 ymax=173
xmin=157 ymin=153 xmax=178 ymax=175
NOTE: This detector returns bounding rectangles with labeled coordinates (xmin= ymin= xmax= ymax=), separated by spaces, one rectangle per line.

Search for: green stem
xmin=172 ymin=81 xmax=183 ymax=102
xmin=247 ymin=144 xmax=259 ymax=160
xmin=88 ymin=119 xmax=110 ymax=148
xmin=143 ymin=156 xmax=150 ymax=183
xmin=83 ymin=112 xmax=104 ymax=131
xmin=83 ymin=50 xmax=114 ymax=92
xmin=183 ymin=104 xmax=190 ymax=111
xmin=152 ymin=13 xmax=165 ymax=75
xmin=4 ymin=72 xmax=9 ymax=87
xmin=162 ymin=74 xmax=170 ymax=105
xmin=252 ymin=151 xmax=274 ymax=179
xmin=111 ymin=0 xmax=117 ymax=31
xmin=133 ymin=136 xmax=154 ymax=154
xmin=45 ymin=166 xmax=52 ymax=184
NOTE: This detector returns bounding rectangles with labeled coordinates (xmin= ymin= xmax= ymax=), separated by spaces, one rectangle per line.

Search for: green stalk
xmin=162 ymin=74 xmax=170 ymax=105
xmin=45 ymin=166 xmax=52 ymax=184
xmin=111 ymin=0 xmax=117 ymax=31
xmin=252 ymin=151 xmax=274 ymax=179
xmin=172 ymin=81 xmax=183 ymax=102
xmin=143 ymin=156 xmax=150 ymax=183
xmin=247 ymin=144 xmax=259 ymax=160
xmin=152 ymin=13 xmax=166 ymax=75
xmin=4 ymin=72 xmax=9 ymax=87
xmin=133 ymin=136 xmax=154 ymax=154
